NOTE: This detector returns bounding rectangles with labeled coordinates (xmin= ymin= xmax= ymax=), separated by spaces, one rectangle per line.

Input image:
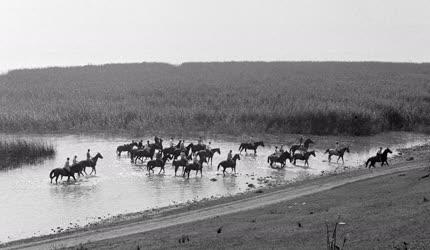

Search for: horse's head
xmin=214 ymin=148 xmax=221 ymax=155
xmin=309 ymin=150 xmax=316 ymax=157
xmin=257 ymin=141 xmax=264 ymax=147
xmin=95 ymin=153 xmax=103 ymax=159
xmin=233 ymin=154 xmax=241 ymax=161
xmin=345 ymin=146 xmax=350 ymax=153
xmin=384 ymin=148 xmax=393 ymax=154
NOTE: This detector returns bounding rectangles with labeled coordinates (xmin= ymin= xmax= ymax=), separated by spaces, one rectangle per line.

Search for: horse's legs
xmin=72 ymin=175 xmax=76 ymax=181
xmin=254 ymin=149 xmax=257 ymax=155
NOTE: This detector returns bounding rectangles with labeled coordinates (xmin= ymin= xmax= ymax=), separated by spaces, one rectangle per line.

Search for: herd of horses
xmin=49 ymin=136 xmax=394 ymax=184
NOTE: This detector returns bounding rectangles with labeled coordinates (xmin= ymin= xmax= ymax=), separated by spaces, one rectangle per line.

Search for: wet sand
xmin=3 ymin=144 xmax=430 ymax=249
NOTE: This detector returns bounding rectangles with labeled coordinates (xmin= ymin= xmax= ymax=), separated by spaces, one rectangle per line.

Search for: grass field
xmin=0 ymin=139 xmax=55 ymax=169
xmin=0 ymin=62 xmax=429 ymax=135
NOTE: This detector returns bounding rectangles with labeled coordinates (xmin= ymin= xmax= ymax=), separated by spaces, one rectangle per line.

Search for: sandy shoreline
xmin=2 ymin=143 xmax=429 ymax=249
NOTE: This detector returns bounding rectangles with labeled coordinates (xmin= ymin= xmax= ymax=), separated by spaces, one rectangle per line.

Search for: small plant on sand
xmin=325 ymin=217 xmax=348 ymax=250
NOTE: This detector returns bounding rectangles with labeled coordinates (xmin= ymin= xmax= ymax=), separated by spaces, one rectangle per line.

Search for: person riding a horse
xmin=227 ymin=150 xmax=233 ymax=163
xmin=169 ymin=137 xmax=174 ymax=148
xmin=198 ymin=137 xmax=203 ymax=146
xmin=180 ymin=140 xmax=185 ymax=151
xmin=87 ymin=149 xmax=91 ymax=160
xmin=376 ymin=147 xmax=383 ymax=159
xmin=193 ymin=155 xmax=199 ymax=164
xmin=299 ymin=136 xmax=304 ymax=146
xmin=274 ymin=146 xmax=279 ymax=155
xmin=72 ymin=155 xmax=78 ymax=165
xmin=64 ymin=157 xmax=71 ymax=174
xmin=138 ymin=140 xmax=143 ymax=148
xmin=280 ymin=145 xmax=285 ymax=153
xmin=180 ymin=151 xmax=187 ymax=161
xmin=207 ymin=141 xmax=212 ymax=151
xmin=335 ymin=141 xmax=340 ymax=153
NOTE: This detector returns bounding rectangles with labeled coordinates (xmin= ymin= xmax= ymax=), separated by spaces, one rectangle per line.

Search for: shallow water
xmin=0 ymin=132 xmax=428 ymax=243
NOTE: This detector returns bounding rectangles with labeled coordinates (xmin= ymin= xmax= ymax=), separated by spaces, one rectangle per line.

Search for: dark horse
xmin=207 ymin=148 xmax=221 ymax=165
xmin=325 ymin=146 xmax=350 ymax=164
xmin=49 ymin=164 xmax=82 ymax=184
xmin=217 ymin=154 xmax=241 ymax=176
xmin=187 ymin=143 xmax=206 ymax=154
xmin=195 ymin=148 xmax=221 ymax=165
xmin=173 ymin=157 xmax=190 ymax=176
xmin=116 ymin=142 xmax=138 ymax=156
xmin=239 ymin=141 xmax=264 ymax=154
xmin=267 ymin=151 xmax=293 ymax=168
xmin=292 ymin=150 xmax=316 ymax=167
xmin=131 ymin=147 xmax=156 ymax=163
xmin=183 ymin=158 xmax=206 ymax=179
xmin=74 ymin=153 xmax=104 ymax=175
xmin=290 ymin=138 xmax=314 ymax=155
xmin=147 ymin=155 xmax=172 ymax=175
xmin=365 ymin=148 xmax=392 ymax=168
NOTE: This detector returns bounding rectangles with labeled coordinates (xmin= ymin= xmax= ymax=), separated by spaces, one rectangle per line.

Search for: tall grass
xmin=0 ymin=139 xmax=55 ymax=169
xmin=0 ymin=62 xmax=429 ymax=136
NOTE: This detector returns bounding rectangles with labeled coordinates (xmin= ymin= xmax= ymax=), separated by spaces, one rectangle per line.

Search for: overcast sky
xmin=1 ymin=0 xmax=429 ymax=72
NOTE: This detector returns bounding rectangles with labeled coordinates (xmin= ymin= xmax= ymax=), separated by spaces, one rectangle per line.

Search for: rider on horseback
xmin=376 ymin=147 xmax=383 ymax=159
xmin=180 ymin=140 xmax=185 ymax=151
xmin=335 ymin=141 xmax=340 ymax=153
xmin=274 ymin=146 xmax=279 ymax=155
xmin=207 ymin=141 xmax=212 ymax=151
xmin=227 ymin=150 xmax=233 ymax=163
xmin=280 ymin=145 xmax=285 ymax=153
xmin=138 ymin=140 xmax=143 ymax=148
xmin=72 ymin=155 xmax=78 ymax=165
xmin=64 ymin=157 xmax=71 ymax=174
xmin=87 ymin=149 xmax=91 ymax=161
xmin=299 ymin=136 xmax=304 ymax=147
xmin=198 ymin=136 xmax=203 ymax=146
xmin=169 ymin=137 xmax=174 ymax=148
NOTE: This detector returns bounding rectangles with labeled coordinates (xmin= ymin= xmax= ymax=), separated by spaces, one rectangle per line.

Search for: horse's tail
xmin=267 ymin=156 xmax=269 ymax=163
xmin=217 ymin=163 xmax=221 ymax=171
xmin=49 ymin=169 xmax=56 ymax=179
xmin=365 ymin=159 xmax=370 ymax=168
xmin=238 ymin=144 xmax=242 ymax=151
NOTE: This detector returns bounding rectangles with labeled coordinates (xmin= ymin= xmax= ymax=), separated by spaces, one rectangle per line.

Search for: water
xmin=0 ymin=132 xmax=428 ymax=243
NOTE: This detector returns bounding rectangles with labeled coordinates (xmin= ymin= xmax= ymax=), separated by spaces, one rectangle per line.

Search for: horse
xmin=217 ymin=154 xmax=241 ymax=176
xmin=207 ymin=148 xmax=221 ymax=165
xmin=290 ymin=138 xmax=314 ymax=155
xmin=131 ymin=147 xmax=156 ymax=163
xmin=147 ymin=155 xmax=172 ymax=175
xmin=116 ymin=142 xmax=138 ymax=156
xmin=187 ymin=143 xmax=206 ymax=154
xmin=267 ymin=151 xmax=293 ymax=168
xmin=74 ymin=153 xmax=104 ymax=175
xmin=183 ymin=158 xmax=206 ymax=179
xmin=325 ymin=146 xmax=350 ymax=164
xmin=173 ymin=158 xmax=188 ymax=176
xmin=292 ymin=150 xmax=316 ymax=167
xmin=365 ymin=148 xmax=392 ymax=168
xmin=238 ymin=141 xmax=264 ymax=154
xmin=49 ymin=164 xmax=82 ymax=184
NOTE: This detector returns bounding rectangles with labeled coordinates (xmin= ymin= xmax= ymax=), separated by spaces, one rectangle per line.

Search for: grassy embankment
xmin=0 ymin=139 xmax=55 ymax=169
xmin=72 ymin=163 xmax=430 ymax=250
xmin=0 ymin=62 xmax=429 ymax=136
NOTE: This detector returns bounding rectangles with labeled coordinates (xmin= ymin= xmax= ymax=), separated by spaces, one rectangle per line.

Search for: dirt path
xmin=3 ymin=161 xmax=426 ymax=250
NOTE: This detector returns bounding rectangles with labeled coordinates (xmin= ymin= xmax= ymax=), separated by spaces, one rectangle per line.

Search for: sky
xmin=1 ymin=0 xmax=429 ymax=72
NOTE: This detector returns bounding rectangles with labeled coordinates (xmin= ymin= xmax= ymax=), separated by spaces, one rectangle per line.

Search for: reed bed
xmin=0 ymin=62 xmax=429 ymax=136
xmin=0 ymin=139 xmax=55 ymax=169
